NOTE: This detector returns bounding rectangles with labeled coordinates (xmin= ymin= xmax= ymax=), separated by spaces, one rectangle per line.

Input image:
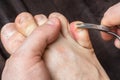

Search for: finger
xmin=101 ymin=3 xmax=120 ymax=40
xmin=101 ymin=3 xmax=120 ymax=26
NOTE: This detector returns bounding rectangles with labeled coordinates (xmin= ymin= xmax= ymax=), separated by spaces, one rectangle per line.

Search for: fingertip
xmin=101 ymin=17 xmax=112 ymax=27
xmin=114 ymin=39 xmax=120 ymax=49
xmin=101 ymin=2 xmax=120 ymax=27
xmin=34 ymin=14 xmax=48 ymax=26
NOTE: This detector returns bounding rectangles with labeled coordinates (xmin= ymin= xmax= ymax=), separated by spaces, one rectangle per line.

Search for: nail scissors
xmin=77 ymin=23 xmax=120 ymax=40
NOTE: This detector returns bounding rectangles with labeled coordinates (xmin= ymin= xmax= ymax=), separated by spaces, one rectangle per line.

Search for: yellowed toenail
xmin=25 ymin=24 xmax=36 ymax=36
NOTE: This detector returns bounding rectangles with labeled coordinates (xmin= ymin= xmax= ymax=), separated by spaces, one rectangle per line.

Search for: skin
xmin=101 ymin=2 xmax=120 ymax=48
xmin=1 ymin=14 xmax=61 ymax=80
xmin=1 ymin=12 xmax=109 ymax=80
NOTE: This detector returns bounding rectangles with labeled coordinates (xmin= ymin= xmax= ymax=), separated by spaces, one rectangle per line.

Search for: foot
xmin=1 ymin=12 xmax=61 ymax=80
xmin=1 ymin=12 xmax=109 ymax=80
xmin=44 ymin=13 xmax=109 ymax=80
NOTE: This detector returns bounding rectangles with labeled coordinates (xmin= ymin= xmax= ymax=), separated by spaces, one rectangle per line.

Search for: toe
xmin=70 ymin=21 xmax=93 ymax=49
xmin=15 ymin=12 xmax=37 ymax=37
xmin=34 ymin=14 xmax=48 ymax=26
xmin=15 ymin=17 xmax=61 ymax=59
xmin=1 ymin=23 xmax=25 ymax=54
xmin=49 ymin=12 xmax=70 ymax=38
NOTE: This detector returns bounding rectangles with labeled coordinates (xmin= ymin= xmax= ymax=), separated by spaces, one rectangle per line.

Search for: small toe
xmin=34 ymin=14 xmax=48 ymax=26
xmin=15 ymin=12 xmax=37 ymax=36
xmin=1 ymin=23 xmax=25 ymax=54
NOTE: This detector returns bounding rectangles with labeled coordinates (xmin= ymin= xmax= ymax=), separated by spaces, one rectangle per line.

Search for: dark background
xmin=0 ymin=0 xmax=120 ymax=80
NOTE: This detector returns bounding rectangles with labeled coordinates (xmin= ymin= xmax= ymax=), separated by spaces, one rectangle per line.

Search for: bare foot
xmin=1 ymin=12 xmax=109 ymax=80
xmin=44 ymin=13 xmax=109 ymax=80
xmin=1 ymin=12 xmax=61 ymax=80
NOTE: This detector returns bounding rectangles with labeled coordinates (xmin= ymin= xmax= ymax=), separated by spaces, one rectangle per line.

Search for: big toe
xmin=70 ymin=21 xmax=93 ymax=49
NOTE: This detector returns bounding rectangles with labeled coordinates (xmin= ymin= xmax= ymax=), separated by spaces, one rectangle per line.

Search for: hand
xmin=1 ymin=14 xmax=61 ymax=80
xmin=101 ymin=2 xmax=120 ymax=48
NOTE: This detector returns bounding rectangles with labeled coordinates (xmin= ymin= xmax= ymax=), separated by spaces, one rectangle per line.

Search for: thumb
xmin=101 ymin=2 xmax=120 ymax=48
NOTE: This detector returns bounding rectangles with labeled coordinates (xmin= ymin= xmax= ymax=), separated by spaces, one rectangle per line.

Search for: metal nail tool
xmin=77 ymin=23 xmax=120 ymax=40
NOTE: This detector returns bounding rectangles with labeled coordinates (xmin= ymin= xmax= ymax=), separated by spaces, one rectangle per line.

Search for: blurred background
xmin=0 ymin=0 xmax=120 ymax=79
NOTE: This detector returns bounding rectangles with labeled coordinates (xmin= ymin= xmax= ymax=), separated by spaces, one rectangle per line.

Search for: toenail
xmin=35 ymin=15 xmax=47 ymax=25
xmin=47 ymin=18 xmax=58 ymax=25
xmin=75 ymin=22 xmax=85 ymax=32
xmin=19 ymin=16 xmax=26 ymax=24
xmin=36 ymin=15 xmax=46 ymax=21
xmin=49 ymin=12 xmax=59 ymax=18
xmin=1 ymin=24 xmax=16 ymax=39
xmin=77 ymin=28 xmax=85 ymax=32
xmin=19 ymin=15 xmax=31 ymax=25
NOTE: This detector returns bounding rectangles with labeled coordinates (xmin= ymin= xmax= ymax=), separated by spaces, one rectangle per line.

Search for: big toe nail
xmin=70 ymin=21 xmax=93 ymax=49
xmin=15 ymin=12 xmax=37 ymax=36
